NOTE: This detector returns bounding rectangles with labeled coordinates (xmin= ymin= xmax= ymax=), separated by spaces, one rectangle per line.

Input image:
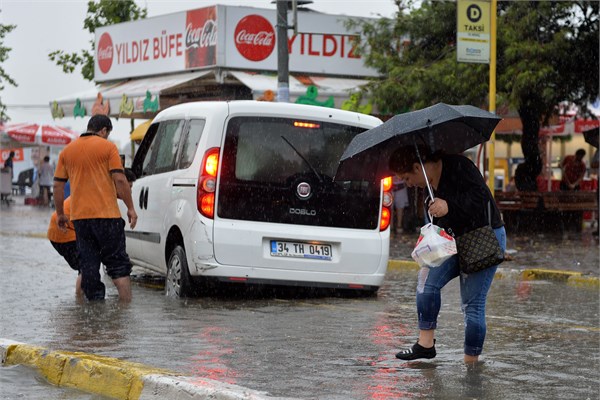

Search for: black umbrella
xmin=583 ymin=127 xmax=599 ymax=148
xmin=334 ymin=103 xmax=502 ymax=182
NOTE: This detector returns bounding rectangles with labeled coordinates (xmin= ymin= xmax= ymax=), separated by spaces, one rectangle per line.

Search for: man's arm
xmin=573 ymin=164 xmax=587 ymax=187
xmin=112 ymin=171 xmax=138 ymax=229
xmin=53 ymin=179 xmax=68 ymax=231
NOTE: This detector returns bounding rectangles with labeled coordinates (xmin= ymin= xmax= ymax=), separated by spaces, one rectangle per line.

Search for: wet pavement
xmin=1 ymin=195 xmax=599 ymax=277
xmin=1 ymin=197 xmax=599 ymax=399
xmin=390 ymin=226 xmax=600 ymax=277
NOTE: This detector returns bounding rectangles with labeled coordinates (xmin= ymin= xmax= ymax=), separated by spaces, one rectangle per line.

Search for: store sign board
xmin=223 ymin=6 xmax=374 ymax=76
xmin=94 ymin=5 xmax=377 ymax=81
xmin=456 ymin=0 xmax=490 ymax=64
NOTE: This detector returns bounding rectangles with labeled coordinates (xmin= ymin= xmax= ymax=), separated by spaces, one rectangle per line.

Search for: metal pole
xmin=276 ymin=0 xmax=290 ymax=102
xmin=130 ymin=119 xmax=135 ymax=165
xmin=487 ymin=0 xmax=497 ymax=194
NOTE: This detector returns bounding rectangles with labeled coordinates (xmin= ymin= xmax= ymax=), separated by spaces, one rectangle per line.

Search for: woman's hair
xmin=389 ymin=145 xmax=442 ymax=173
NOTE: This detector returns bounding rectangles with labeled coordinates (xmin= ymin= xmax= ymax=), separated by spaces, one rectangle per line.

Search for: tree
xmin=498 ymin=1 xmax=598 ymax=190
xmin=0 ymin=13 xmax=17 ymax=122
xmin=49 ymin=0 xmax=147 ymax=82
xmin=351 ymin=0 xmax=599 ymax=190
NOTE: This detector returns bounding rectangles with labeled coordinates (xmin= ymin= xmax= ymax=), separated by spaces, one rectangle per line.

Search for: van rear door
xmin=213 ymin=116 xmax=384 ymax=274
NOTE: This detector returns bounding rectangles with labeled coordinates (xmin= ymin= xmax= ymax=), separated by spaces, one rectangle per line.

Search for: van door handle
xmin=143 ymin=187 xmax=149 ymax=209
xmin=138 ymin=187 xmax=145 ymax=209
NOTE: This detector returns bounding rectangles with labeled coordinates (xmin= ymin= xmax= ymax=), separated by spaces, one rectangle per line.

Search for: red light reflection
xmin=187 ymin=326 xmax=238 ymax=385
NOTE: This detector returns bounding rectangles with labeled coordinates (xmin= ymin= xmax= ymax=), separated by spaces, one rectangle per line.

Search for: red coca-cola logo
xmin=234 ymin=15 xmax=275 ymax=62
xmin=97 ymin=32 xmax=113 ymax=74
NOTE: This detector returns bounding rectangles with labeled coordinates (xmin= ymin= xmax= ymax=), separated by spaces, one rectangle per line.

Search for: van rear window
xmin=218 ymin=117 xmax=380 ymax=229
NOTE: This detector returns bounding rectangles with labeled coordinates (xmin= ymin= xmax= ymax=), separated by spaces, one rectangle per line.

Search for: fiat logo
xmin=296 ymin=182 xmax=312 ymax=199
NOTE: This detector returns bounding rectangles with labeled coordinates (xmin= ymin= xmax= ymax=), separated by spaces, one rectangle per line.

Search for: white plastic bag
xmin=411 ymin=223 xmax=457 ymax=267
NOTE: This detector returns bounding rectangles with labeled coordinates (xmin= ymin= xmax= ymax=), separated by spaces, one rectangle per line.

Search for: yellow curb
xmin=387 ymin=260 xmax=599 ymax=287
xmin=567 ymin=275 xmax=600 ymax=288
xmin=28 ymin=232 xmax=48 ymax=239
xmin=387 ymin=259 xmax=419 ymax=271
xmin=521 ymin=268 xmax=582 ymax=282
xmin=4 ymin=343 xmax=173 ymax=400
xmin=0 ymin=231 xmax=47 ymax=239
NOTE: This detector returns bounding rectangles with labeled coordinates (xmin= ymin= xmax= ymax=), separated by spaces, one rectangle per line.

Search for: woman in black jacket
xmin=390 ymin=145 xmax=505 ymax=364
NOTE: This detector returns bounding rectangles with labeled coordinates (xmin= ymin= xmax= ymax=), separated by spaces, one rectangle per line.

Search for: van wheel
xmin=165 ymin=246 xmax=194 ymax=297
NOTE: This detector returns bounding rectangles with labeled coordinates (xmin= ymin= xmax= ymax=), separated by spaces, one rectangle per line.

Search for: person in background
xmin=392 ymin=176 xmax=409 ymax=234
xmin=48 ymin=195 xmax=82 ymax=297
xmin=505 ymin=176 xmax=517 ymax=192
xmin=53 ymin=115 xmax=137 ymax=302
xmin=560 ymin=149 xmax=587 ymax=191
xmin=4 ymin=151 xmax=15 ymax=180
xmin=38 ymin=156 xmax=54 ymax=206
xmin=389 ymin=145 xmax=505 ymax=364
xmin=591 ymin=149 xmax=599 ymax=237
xmin=48 ymin=168 xmax=137 ymax=298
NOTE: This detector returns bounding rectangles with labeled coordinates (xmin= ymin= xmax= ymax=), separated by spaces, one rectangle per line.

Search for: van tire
xmin=165 ymin=245 xmax=194 ymax=297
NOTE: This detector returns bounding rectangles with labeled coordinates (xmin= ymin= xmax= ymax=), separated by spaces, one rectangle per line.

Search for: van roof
xmin=153 ymin=100 xmax=382 ymax=128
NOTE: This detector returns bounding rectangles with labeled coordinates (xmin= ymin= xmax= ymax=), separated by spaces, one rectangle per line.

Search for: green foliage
xmin=48 ymin=0 xmax=147 ymax=82
xmin=0 ymin=12 xmax=17 ymax=121
xmin=350 ymin=0 xmax=490 ymax=115
xmin=349 ymin=0 xmax=598 ymax=189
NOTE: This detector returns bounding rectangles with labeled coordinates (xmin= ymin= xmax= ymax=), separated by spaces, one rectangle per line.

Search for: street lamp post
xmin=276 ymin=0 xmax=290 ymax=102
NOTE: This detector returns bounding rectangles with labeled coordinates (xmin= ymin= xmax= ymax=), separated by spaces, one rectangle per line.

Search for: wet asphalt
xmin=0 ymin=198 xmax=599 ymax=399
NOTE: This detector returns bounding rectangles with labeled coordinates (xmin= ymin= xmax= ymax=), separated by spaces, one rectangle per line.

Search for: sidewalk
xmin=0 ymin=339 xmax=294 ymax=400
xmin=389 ymin=223 xmax=600 ymax=279
xmin=1 ymin=194 xmax=599 ymax=281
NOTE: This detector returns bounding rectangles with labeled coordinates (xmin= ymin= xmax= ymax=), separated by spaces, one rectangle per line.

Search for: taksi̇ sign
xmin=456 ymin=0 xmax=490 ymax=64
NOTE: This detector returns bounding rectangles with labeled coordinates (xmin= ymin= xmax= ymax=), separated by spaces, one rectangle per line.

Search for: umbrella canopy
xmin=334 ymin=103 xmax=502 ymax=181
xmin=5 ymin=123 xmax=79 ymax=147
xmin=583 ymin=127 xmax=599 ymax=148
xmin=130 ymin=120 xmax=152 ymax=142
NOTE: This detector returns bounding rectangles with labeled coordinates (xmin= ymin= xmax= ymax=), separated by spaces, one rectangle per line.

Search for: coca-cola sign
xmin=234 ymin=15 xmax=275 ymax=62
xmin=185 ymin=7 xmax=217 ymax=68
xmin=97 ymin=32 xmax=114 ymax=74
xmin=186 ymin=20 xmax=217 ymax=49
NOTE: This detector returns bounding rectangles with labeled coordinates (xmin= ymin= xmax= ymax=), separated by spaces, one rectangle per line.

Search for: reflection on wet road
xmin=1 ymin=234 xmax=599 ymax=399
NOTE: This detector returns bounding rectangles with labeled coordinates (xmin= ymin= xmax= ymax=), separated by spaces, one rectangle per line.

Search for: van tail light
xmin=380 ymin=176 xmax=393 ymax=231
xmin=197 ymin=147 xmax=220 ymax=218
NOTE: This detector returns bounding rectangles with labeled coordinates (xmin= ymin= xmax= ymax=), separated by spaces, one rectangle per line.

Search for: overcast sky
xmin=2 ymin=0 xmax=399 ymax=148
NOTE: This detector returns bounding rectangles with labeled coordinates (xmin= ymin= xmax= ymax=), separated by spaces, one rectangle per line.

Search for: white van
xmin=124 ymin=101 xmax=391 ymax=297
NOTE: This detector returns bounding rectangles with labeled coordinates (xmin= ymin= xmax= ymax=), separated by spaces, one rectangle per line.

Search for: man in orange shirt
xmin=48 ymin=169 xmax=137 ymax=298
xmin=53 ymin=115 xmax=137 ymax=302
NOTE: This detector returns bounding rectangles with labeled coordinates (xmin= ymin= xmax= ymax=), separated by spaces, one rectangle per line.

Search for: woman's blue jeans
xmin=416 ymin=226 xmax=506 ymax=356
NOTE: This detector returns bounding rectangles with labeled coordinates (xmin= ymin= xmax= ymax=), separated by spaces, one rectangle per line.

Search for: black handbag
xmin=456 ymin=202 xmax=504 ymax=274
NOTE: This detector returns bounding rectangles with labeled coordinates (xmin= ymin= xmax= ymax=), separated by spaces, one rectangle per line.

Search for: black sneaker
xmin=395 ymin=340 xmax=436 ymax=360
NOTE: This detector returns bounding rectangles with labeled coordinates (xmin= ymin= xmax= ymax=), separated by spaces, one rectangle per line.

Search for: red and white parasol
xmin=5 ymin=123 xmax=79 ymax=146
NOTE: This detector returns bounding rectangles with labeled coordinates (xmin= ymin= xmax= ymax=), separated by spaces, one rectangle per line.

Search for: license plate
xmin=270 ymin=240 xmax=333 ymax=261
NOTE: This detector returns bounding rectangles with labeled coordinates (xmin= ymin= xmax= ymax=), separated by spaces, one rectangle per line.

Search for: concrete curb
xmin=0 ymin=231 xmax=48 ymax=239
xmin=0 ymin=339 xmax=294 ymax=400
xmin=386 ymin=260 xmax=600 ymax=288
xmin=5 ymin=231 xmax=598 ymax=288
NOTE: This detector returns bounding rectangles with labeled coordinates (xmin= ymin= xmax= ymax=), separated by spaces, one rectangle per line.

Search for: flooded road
xmin=1 ymin=232 xmax=598 ymax=399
